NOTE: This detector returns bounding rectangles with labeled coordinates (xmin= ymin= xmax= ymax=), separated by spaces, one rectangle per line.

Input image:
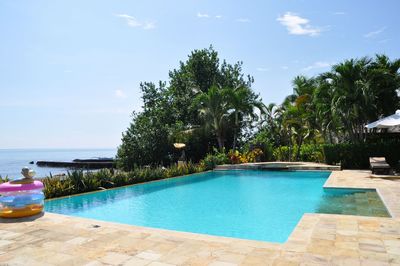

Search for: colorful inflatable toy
xmin=0 ymin=167 xmax=44 ymax=218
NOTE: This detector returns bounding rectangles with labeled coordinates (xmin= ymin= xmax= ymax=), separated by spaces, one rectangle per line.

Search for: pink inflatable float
xmin=0 ymin=168 xmax=44 ymax=218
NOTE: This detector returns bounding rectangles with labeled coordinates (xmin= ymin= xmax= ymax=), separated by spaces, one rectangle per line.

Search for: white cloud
xmin=256 ymin=67 xmax=270 ymax=72
xmin=63 ymin=70 xmax=72 ymax=73
xmin=333 ymin=11 xmax=346 ymax=15
xmin=277 ymin=12 xmax=321 ymax=36
xmin=197 ymin=12 xmax=209 ymax=18
xmin=115 ymin=89 xmax=127 ymax=99
xmin=115 ymin=14 xmax=141 ymax=27
xmin=236 ymin=18 xmax=250 ymax=23
xmin=115 ymin=14 xmax=156 ymax=30
xmin=364 ymin=27 xmax=386 ymax=38
xmin=143 ymin=21 xmax=156 ymax=30
xmin=379 ymin=38 xmax=390 ymax=44
xmin=302 ymin=61 xmax=334 ymax=72
xmin=215 ymin=15 xmax=222 ymax=19
xmin=281 ymin=66 xmax=289 ymax=70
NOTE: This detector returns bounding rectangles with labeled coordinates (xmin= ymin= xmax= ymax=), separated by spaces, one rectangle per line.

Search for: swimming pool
xmin=45 ymin=170 xmax=389 ymax=243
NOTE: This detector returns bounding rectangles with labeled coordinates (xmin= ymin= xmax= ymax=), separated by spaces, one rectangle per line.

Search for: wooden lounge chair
xmin=369 ymin=157 xmax=393 ymax=175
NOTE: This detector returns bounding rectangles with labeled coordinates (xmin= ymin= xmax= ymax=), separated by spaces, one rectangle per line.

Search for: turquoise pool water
xmin=45 ymin=170 xmax=389 ymax=243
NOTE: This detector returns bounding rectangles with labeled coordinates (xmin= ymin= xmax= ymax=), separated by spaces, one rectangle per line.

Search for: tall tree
xmin=253 ymin=54 xmax=400 ymax=153
xmin=228 ymin=87 xmax=265 ymax=151
xmin=193 ymin=86 xmax=231 ymax=151
xmin=367 ymin=54 xmax=400 ymax=117
xmin=322 ymin=58 xmax=374 ymax=141
xmin=118 ymin=46 xmax=260 ymax=168
xmin=117 ymin=82 xmax=173 ymax=169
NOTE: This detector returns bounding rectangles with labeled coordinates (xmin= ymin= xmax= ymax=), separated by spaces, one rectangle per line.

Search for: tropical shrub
xmin=272 ymin=146 xmax=298 ymax=161
xmin=43 ymin=162 xmax=205 ymax=199
xmin=246 ymin=148 xmax=264 ymax=162
xmin=299 ymin=145 xmax=324 ymax=162
xmin=228 ymin=150 xmax=246 ymax=164
xmin=0 ymin=176 xmax=9 ymax=184
xmin=227 ymin=148 xmax=264 ymax=164
xmin=272 ymin=145 xmax=323 ymax=162
xmin=200 ymin=151 xmax=230 ymax=170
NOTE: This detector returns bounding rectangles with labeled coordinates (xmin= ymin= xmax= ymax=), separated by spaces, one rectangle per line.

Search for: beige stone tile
xmin=331 ymin=248 xmax=359 ymax=258
xmin=331 ymin=256 xmax=361 ymax=266
xmin=212 ymin=250 xmax=246 ymax=264
xmin=136 ymin=250 xmax=162 ymax=261
xmin=66 ymin=236 xmax=91 ymax=245
xmin=272 ymin=258 xmax=300 ymax=266
xmin=123 ymin=257 xmax=152 ymax=266
xmin=360 ymin=259 xmax=390 ymax=266
xmin=148 ymin=262 xmax=176 ymax=266
xmin=208 ymin=261 xmax=238 ymax=266
xmin=0 ymin=239 xmax=13 ymax=248
xmin=359 ymin=250 xmax=390 ymax=262
xmin=359 ymin=243 xmax=386 ymax=253
xmin=84 ymin=261 xmax=105 ymax=266
xmin=241 ymin=255 xmax=274 ymax=266
xmin=335 ymin=241 xmax=359 ymax=250
xmin=0 ymin=231 xmax=23 ymax=240
xmin=159 ymin=253 xmax=191 ymax=265
xmin=182 ymin=256 xmax=214 ymax=266
xmin=99 ymin=252 xmax=132 ymax=265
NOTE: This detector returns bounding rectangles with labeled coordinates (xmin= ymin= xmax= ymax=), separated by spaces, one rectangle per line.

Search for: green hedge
xmin=42 ymin=163 xmax=205 ymax=199
xmin=323 ymin=140 xmax=400 ymax=169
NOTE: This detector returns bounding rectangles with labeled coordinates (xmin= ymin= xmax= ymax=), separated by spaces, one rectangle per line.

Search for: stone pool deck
xmin=1 ymin=170 xmax=400 ymax=265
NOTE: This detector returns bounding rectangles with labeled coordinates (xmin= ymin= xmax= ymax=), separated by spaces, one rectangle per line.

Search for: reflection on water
xmin=316 ymin=188 xmax=390 ymax=217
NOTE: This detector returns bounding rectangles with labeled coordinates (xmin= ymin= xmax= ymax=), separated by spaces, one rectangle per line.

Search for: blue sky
xmin=0 ymin=0 xmax=399 ymax=149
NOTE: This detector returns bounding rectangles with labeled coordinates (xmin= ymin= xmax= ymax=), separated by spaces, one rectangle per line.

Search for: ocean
xmin=0 ymin=148 xmax=117 ymax=179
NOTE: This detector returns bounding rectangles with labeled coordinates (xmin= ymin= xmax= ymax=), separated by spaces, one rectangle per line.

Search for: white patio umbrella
xmin=365 ymin=110 xmax=400 ymax=129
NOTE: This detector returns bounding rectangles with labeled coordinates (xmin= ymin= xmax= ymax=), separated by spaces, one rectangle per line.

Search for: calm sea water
xmin=45 ymin=170 xmax=389 ymax=243
xmin=0 ymin=149 xmax=117 ymax=179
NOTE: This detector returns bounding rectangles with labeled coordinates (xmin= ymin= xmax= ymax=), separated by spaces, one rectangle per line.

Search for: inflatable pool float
xmin=0 ymin=168 xmax=44 ymax=218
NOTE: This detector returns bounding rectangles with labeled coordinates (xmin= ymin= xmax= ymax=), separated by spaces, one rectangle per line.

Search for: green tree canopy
xmin=117 ymin=46 xmax=262 ymax=169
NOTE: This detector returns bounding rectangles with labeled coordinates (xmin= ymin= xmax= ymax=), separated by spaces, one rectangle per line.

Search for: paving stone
xmin=99 ymin=252 xmax=132 ymax=265
xmin=147 ymin=262 xmax=176 ymax=266
xmin=135 ymin=250 xmax=162 ymax=261
xmin=123 ymin=257 xmax=151 ymax=266
xmin=208 ymin=261 xmax=238 ymax=266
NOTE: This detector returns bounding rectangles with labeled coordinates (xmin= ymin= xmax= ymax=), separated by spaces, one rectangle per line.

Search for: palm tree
xmin=228 ymin=87 xmax=265 ymax=151
xmin=313 ymin=77 xmax=341 ymax=143
xmin=322 ymin=58 xmax=374 ymax=142
xmin=193 ymin=86 xmax=231 ymax=151
xmin=367 ymin=54 xmax=400 ymax=117
xmin=279 ymin=76 xmax=318 ymax=160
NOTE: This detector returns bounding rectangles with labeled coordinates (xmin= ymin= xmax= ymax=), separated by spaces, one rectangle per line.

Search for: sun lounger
xmin=369 ymin=157 xmax=393 ymax=175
